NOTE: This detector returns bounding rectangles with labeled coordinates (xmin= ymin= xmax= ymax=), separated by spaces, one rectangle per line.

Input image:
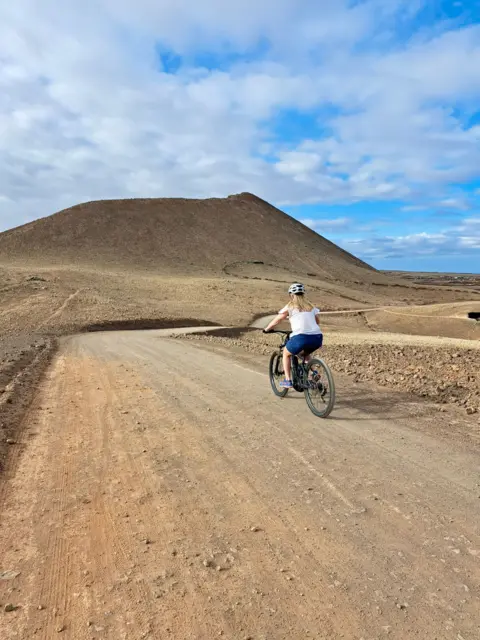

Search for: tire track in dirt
xmin=104 ymin=355 xmax=352 ymax=637
xmin=28 ymin=355 xmax=87 ymax=638
xmin=36 ymin=289 xmax=81 ymax=330
xmin=86 ymin=359 xmax=164 ymax=639
xmin=98 ymin=363 xmax=216 ymax=637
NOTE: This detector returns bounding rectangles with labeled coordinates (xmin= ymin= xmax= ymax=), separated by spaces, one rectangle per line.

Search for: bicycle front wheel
xmin=304 ymin=358 xmax=336 ymax=418
xmin=269 ymin=351 xmax=288 ymax=398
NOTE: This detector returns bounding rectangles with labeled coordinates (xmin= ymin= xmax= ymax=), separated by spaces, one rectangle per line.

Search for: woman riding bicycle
xmin=264 ymin=283 xmax=323 ymax=389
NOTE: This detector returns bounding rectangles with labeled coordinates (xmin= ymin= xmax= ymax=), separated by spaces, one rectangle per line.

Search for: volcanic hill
xmin=0 ymin=192 xmax=387 ymax=283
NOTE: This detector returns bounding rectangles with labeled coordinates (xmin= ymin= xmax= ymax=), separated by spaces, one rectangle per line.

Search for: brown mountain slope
xmin=0 ymin=192 xmax=387 ymax=283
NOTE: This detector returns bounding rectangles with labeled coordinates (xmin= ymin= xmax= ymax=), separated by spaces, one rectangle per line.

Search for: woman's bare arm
xmin=264 ymin=312 xmax=289 ymax=332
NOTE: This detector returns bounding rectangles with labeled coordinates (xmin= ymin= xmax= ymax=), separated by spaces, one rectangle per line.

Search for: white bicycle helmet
xmin=288 ymin=282 xmax=306 ymax=295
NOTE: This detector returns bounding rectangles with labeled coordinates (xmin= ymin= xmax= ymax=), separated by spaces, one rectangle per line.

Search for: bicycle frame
xmin=266 ymin=329 xmax=335 ymax=417
xmin=269 ymin=330 xmax=310 ymax=392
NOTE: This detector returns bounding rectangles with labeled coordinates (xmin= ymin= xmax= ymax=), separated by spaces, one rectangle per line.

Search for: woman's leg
xmin=303 ymin=336 xmax=323 ymax=366
xmin=297 ymin=350 xmax=311 ymax=365
xmin=283 ymin=347 xmax=293 ymax=381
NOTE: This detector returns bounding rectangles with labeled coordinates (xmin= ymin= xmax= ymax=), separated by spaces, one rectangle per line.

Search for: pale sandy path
xmin=325 ymin=330 xmax=480 ymax=349
xmin=0 ymin=329 xmax=479 ymax=640
xmin=252 ymin=314 xmax=480 ymax=349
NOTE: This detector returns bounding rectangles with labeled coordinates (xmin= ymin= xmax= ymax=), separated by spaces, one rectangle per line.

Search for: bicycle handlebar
xmin=263 ymin=329 xmax=291 ymax=336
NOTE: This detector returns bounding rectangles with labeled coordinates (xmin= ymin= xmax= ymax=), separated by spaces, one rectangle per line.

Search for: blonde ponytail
xmin=288 ymin=294 xmax=314 ymax=312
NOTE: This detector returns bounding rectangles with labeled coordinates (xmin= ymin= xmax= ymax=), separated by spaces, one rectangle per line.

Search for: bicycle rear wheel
xmin=269 ymin=351 xmax=288 ymax=398
xmin=304 ymin=358 xmax=335 ymax=418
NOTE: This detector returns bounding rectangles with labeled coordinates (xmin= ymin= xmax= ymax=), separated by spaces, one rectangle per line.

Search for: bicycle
xmin=267 ymin=330 xmax=336 ymax=418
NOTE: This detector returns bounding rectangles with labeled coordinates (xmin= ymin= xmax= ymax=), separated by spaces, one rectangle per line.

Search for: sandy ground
xmin=1 ymin=264 xmax=479 ymax=339
xmin=0 ymin=329 xmax=479 ymax=640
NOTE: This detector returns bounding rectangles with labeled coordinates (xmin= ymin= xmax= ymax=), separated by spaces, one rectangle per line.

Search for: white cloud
xmin=401 ymin=196 xmax=473 ymax=214
xmin=0 ymin=0 xmax=479 ymax=239
xmin=103 ymin=0 xmax=378 ymax=55
xmin=436 ymin=198 xmax=471 ymax=211
xmin=270 ymin=25 xmax=480 ymax=198
xmin=338 ymin=216 xmax=480 ymax=260
xmin=300 ymin=217 xmax=353 ymax=231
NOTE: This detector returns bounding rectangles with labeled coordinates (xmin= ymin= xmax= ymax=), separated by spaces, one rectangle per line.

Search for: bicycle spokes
xmin=304 ymin=360 xmax=336 ymax=418
xmin=267 ymin=342 xmax=335 ymax=417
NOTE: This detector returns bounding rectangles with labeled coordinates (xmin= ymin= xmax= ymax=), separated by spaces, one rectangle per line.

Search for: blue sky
xmin=0 ymin=1 xmax=479 ymax=272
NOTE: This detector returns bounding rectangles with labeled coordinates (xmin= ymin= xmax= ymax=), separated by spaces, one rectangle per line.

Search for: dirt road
xmin=1 ymin=329 xmax=479 ymax=640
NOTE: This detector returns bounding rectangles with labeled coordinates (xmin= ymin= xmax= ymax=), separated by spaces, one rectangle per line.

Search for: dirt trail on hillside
xmin=0 ymin=330 xmax=479 ymax=640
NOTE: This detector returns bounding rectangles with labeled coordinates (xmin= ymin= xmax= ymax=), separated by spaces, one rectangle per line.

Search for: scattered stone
xmin=56 ymin=625 xmax=66 ymax=633
xmin=250 ymin=526 xmax=261 ymax=532
xmin=0 ymin=570 xmax=21 ymax=580
xmin=203 ymin=553 xmax=234 ymax=571
xmin=4 ymin=604 xmax=19 ymax=612
xmin=5 ymin=439 xmax=15 ymax=445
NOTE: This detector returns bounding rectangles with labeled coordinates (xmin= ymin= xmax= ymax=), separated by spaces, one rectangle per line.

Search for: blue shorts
xmin=286 ymin=333 xmax=323 ymax=356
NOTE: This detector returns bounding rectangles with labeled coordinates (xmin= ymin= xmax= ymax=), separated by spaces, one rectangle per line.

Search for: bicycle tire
xmin=269 ymin=351 xmax=288 ymax=398
xmin=304 ymin=358 xmax=336 ymax=418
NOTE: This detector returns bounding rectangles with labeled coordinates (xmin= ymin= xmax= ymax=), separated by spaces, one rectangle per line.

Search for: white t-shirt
xmin=279 ymin=305 xmax=321 ymax=337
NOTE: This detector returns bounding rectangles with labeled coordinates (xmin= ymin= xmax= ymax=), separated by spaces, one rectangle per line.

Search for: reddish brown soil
xmin=0 ymin=330 xmax=478 ymax=640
